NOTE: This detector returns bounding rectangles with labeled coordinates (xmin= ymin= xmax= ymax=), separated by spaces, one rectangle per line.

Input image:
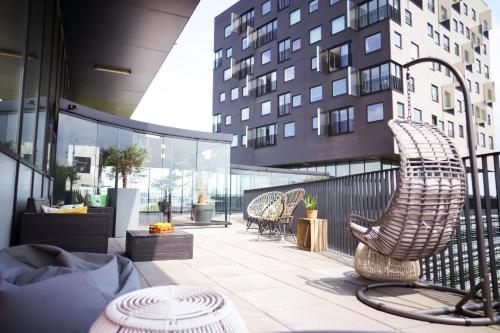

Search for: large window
xmin=359 ymin=0 xmax=401 ymax=28
xmin=365 ymin=32 xmax=381 ymax=54
xmin=278 ymin=93 xmax=291 ymax=116
xmin=256 ymin=71 xmax=277 ymax=96
xmin=278 ymin=39 xmax=291 ymax=62
xmin=329 ymin=107 xmax=354 ymax=135
xmin=290 ymin=9 xmax=301 ymax=25
xmin=234 ymin=56 xmax=254 ymax=79
xmin=214 ymin=49 xmax=222 ymax=69
xmin=256 ymin=20 xmax=277 ymax=48
xmin=361 ymin=62 xmax=403 ymax=94
xmin=367 ymin=102 xmax=384 ymax=122
xmin=327 ymin=43 xmax=351 ymax=72
xmin=310 ymin=85 xmax=323 ymax=103
xmin=310 ymin=26 xmax=322 ymax=44
xmin=254 ymin=124 xmax=277 ymax=148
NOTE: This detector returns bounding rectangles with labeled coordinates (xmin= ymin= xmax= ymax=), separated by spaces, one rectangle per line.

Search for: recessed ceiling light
xmin=94 ymin=64 xmax=132 ymax=75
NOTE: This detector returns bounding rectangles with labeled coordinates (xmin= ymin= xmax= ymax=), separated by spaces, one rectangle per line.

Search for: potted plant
xmin=104 ymin=145 xmax=149 ymax=237
xmin=303 ymin=194 xmax=318 ymax=220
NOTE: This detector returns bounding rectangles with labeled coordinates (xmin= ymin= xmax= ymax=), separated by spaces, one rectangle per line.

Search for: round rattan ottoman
xmin=354 ymin=243 xmax=421 ymax=282
xmin=88 ymin=286 xmax=249 ymax=333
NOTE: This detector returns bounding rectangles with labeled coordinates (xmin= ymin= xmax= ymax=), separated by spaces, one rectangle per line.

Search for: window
xmin=330 ymin=0 xmax=341 ymax=4
xmin=290 ymin=8 xmax=301 ymax=25
xmin=311 ymin=56 xmax=318 ymax=70
xmin=224 ymin=25 xmax=232 ymax=38
xmin=456 ymin=100 xmax=462 ymax=113
xmin=284 ymin=122 xmax=295 ymax=137
xmin=278 ymin=0 xmax=290 ymax=11
xmin=332 ymin=78 xmax=347 ymax=96
xmin=234 ymin=56 xmax=254 ymax=79
xmin=472 ymin=8 xmax=476 ymax=21
xmin=365 ymin=32 xmax=381 ymax=54
xmin=214 ymin=49 xmax=222 ymax=69
xmin=453 ymin=19 xmax=458 ymax=32
xmin=432 ymin=115 xmax=438 ymax=126
xmin=261 ymin=101 xmax=272 ymax=115
xmin=226 ymin=48 xmax=232 ymax=58
xmin=312 ymin=116 xmax=318 ymax=130
xmin=231 ymin=135 xmax=238 ymax=147
xmin=361 ymin=62 xmax=403 ymax=94
xmin=225 ymin=115 xmax=232 ymax=125
xmin=223 ymin=68 xmax=231 ymax=81
xmin=262 ymin=0 xmax=271 ymax=15
xmin=292 ymin=38 xmax=301 ymax=52
xmin=443 ymin=35 xmax=450 ymax=52
xmin=459 ymin=22 xmax=464 ymax=34
xmin=397 ymin=102 xmax=405 ymax=118
xmin=489 ymin=136 xmax=494 ymax=150
xmin=405 ymin=10 xmax=412 ymax=26
xmin=409 ymin=77 xmax=415 ymax=92
xmin=411 ymin=42 xmax=419 ymax=59
xmin=254 ymin=124 xmax=277 ymax=148
xmin=438 ymin=120 xmax=444 ymax=131
xmin=448 ymin=121 xmax=454 ymax=137
xmin=459 ymin=125 xmax=464 ymax=138
xmin=466 ymin=27 xmax=470 ymax=39
xmin=241 ymin=135 xmax=247 ymax=147
xmin=467 ymin=79 xmax=471 ymax=91
xmin=358 ymin=0 xmax=395 ymax=28
xmin=231 ymin=87 xmax=239 ymax=100
xmin=475 ymin=59 xmax=481 ymax=73
xmin=427 ymin=23 xmax=433 ymax=37
xmin=242 ymin=36 xmax=249 ymax=50
xmin=480 ymin=133 xmax=485 ymax=147
xmin=485 ymin=65 xmax=490 ymax=79
xmin=327 ymin=42 xmax=351 ymax=72
xmin=213 ymin=114 xmax=221 ymax=133
xmin=434 ymin=31 xmax=440 ymax=45
xmin=284 ymin=66 xmax=295 ymax=82
xmin=331 ymin=15 xmax=345 ymax=35
xmin=454 ymin=43 xmax=460 ymax=56
xmin=242 ymin=85 xmax=248 ymax=96
xmin=255 ymin=71 xmax=277 ymax=96
xmin=475 ymin=82 xmax=480 ymax=94
xmin=413 ymin=108 xmax=422 ymax=122
xmin=367 ymin=102 xmax=384 ymax=123
xmin=261 ymin=49 xmax=271 ymax=65
xmin=241 ymin=107 xmax=249 ymax=121
xmin=431 ymin=84 xmax=439 ymax=102
xmin=278 ymin=39 xmax=291 ymax=62
xmin=310 ymin=26 xmax=322 ymax=44
xmin=292 ymin=94 xmax=302 ymax=107
xmin=329 ymin=107 xmax=354 ymax=135
xmin=256 ymin=20 xmax=277 ymax=47
xmin=463 ymin=3 xmax=468 ymax=15
xmin=219 ymin=92 xmax=226 ymax=102
xmin=278 ymin=92 xmax=291 ymax=116
xmin=393 ymin=31 xmax=402 ymax=48
xmin=310 ymin=85 xmax=323 ymax=102
xmin=309 ymin=0 xmax=319 ymax=12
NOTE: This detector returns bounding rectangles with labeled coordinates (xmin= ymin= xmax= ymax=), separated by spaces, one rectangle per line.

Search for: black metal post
xmin=403 ymin=57 xmax=494 ymax=319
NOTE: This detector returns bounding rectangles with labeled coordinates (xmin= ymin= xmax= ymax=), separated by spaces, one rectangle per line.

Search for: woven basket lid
xmin=89 ymin=286 xmax=248 ymax=333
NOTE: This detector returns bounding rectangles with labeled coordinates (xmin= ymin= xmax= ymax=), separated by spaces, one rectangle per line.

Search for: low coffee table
xmin=126 ymin=229 xmax=193 ymax=262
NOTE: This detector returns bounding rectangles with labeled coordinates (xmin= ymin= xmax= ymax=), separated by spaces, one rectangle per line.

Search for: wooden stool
xmin=296 ymin=218 xmax=328 ymax=252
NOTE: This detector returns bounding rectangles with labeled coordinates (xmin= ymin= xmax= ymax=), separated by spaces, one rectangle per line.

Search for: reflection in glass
xmin=0 ymin=0 xmax=28 ymax=153
xmin=0 ymin=153 xmax=16 ymax=248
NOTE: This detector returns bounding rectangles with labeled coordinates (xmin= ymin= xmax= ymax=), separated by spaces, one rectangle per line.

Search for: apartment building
xmin=212 ymin=0 xmax=495 ymax=176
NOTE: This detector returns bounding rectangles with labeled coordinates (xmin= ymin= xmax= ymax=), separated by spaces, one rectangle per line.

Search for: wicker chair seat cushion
xmin=90 ymin=286 xmax=249 ymax=333
xmin=0 ymin=244 xmax=140 ymax=333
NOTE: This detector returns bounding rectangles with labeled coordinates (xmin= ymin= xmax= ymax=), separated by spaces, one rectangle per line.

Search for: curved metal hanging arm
xmin=403 ymin=57 xmax=494 ymax=320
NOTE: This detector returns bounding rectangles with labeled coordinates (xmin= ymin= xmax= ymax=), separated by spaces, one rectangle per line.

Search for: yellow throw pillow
xmin=53 ymin=206 xmax=88 ymax=214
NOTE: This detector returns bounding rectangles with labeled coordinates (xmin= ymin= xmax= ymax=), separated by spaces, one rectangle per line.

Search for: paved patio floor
xmin=109 ymin=215 xmax=500 ymax=333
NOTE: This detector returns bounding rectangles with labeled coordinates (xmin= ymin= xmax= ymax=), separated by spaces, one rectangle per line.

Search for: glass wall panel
xmin=20 ymin=0 xmax=45 ymax=163
xmin=169 ymin=137 xmax=197 ymax=213
xmin=0 ymin=0 xmax=28 ymax=154
xmin=16 ymin=163 xmax=33 ymax=216
xmin=0 ymin=153 xmax=16 ymax=249
xmin=33 ymin=171 xmax=43 ymax=197
xmin=96 ymin=123 xmax=118 ymax=194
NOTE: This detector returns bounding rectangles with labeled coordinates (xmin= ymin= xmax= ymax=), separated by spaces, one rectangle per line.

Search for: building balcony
xmin=231 ymin=12 xmax=254 ymax=35
xmin=441 ymin=83 xmax=456 ymax=112
xmin=474 ymin=102 xmax=487 ymax=125
xmin=461 ymin=42 xmax=474 ymax=65
xmin=231 ymin=58 xmax=254 ymax=80
xmin=358 ymin=4 xmax=400 ymax=29
xmin=480 ymin=9 xmax=492 ymax=33
xmin=484 ymin=81 xmax=496 ymax=105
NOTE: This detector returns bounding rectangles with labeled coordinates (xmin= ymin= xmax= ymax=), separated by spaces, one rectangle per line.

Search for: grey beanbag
xmin=0 ymin=244 xmax=140 ymax=333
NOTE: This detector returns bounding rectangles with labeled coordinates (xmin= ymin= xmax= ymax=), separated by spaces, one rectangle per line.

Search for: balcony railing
xmin=254 ymin=134 xmax=277 ymax=148
xmin=237 ymin=64 xmax=254 ymax=80
xmin=278 ymin=104 xmax=291 ymax=117
xmin=255 ymin=80 xmax=277 ymax=97
xmin=328 ymin=54 xmax=351 ymax=73
xmin=329 ymin=120 xmax=354 ymax=136
xmin=278 ymin=0 xmax=290 ymax=11
xmin=361 ymin=75 xmax=403 ymax=95
xmin=256 ymin=29 xmax=277 ymax=48
xmin=278 ymin=49 xmax=291 ymax=63
xmin=359 ymin=5 xmax=400 ymax=28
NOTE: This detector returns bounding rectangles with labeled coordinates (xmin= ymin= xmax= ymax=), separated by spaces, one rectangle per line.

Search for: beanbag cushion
xmin=0 ymin=244 xmax=141 ymax=333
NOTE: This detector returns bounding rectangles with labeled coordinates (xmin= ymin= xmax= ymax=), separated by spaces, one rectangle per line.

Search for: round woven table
xmin=89 ymin=286 xmax=248 ymax=333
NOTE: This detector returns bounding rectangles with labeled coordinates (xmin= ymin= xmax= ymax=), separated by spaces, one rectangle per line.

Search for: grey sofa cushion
xmin=0 ymin=244 xmax=140 ymax=333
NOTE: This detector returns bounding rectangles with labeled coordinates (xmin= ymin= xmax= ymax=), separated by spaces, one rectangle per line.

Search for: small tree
xmin=66 ymin=165 xmax=80 ymax=194
xmin=104 ymin=145 xmax=148 ymax=188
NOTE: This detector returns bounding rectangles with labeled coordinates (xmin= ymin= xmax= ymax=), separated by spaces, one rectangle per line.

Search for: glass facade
xmin=55 ymin=112 xmax=230 ymax=219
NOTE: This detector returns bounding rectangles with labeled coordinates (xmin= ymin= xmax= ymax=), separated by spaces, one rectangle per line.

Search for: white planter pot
xmin=108 ymin=188 xmax=140 ymax=237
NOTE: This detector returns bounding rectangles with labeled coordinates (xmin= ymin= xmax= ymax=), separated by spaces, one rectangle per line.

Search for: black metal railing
xmin=328 ymin=119 xmax=354 ymax=136
xmin=359 ymin=5 xmax=400 ymax=28
xmin=361 ymin=75 xmax=403 ymax=95
xmin=278 ymin=0 xmax=290 ymax=11
xmin=238 ymin=17 xmax=254 ymax=34
xmin=243 ymin=151 xmax=500 ymax=300
xmin=278 ymin=49 xmax=291 ymax=63
xmin=255 ymin=80 xmax=277 ymax=97
xmin=253 ymin=134 xmax=277 ymax=148
xmin=237 ymin=64 xmax=254 ymax=80
xmin=278 ymin=104 xmax=291 ymax=117
xmin=328 ymin=54 xmax=351 ymax=73
xmin=256 ymin=29 xmax=277 ymax=48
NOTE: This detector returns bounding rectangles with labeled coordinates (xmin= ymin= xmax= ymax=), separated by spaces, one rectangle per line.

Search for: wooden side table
xmin=296 ymin=218 xmax=328 ymax=252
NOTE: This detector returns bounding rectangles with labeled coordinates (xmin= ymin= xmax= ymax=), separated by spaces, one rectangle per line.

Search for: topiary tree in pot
xmin=104 ymin=145 xmax=148 ymax=188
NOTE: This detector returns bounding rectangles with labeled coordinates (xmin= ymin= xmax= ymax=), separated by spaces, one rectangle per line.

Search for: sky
xmin=133 ymin=0 xmax=500 ymax=144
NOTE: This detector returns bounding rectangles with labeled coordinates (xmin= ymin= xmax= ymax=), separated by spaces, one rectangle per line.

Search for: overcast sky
xmin=133 ymin=0 xmax=500 ymax=145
